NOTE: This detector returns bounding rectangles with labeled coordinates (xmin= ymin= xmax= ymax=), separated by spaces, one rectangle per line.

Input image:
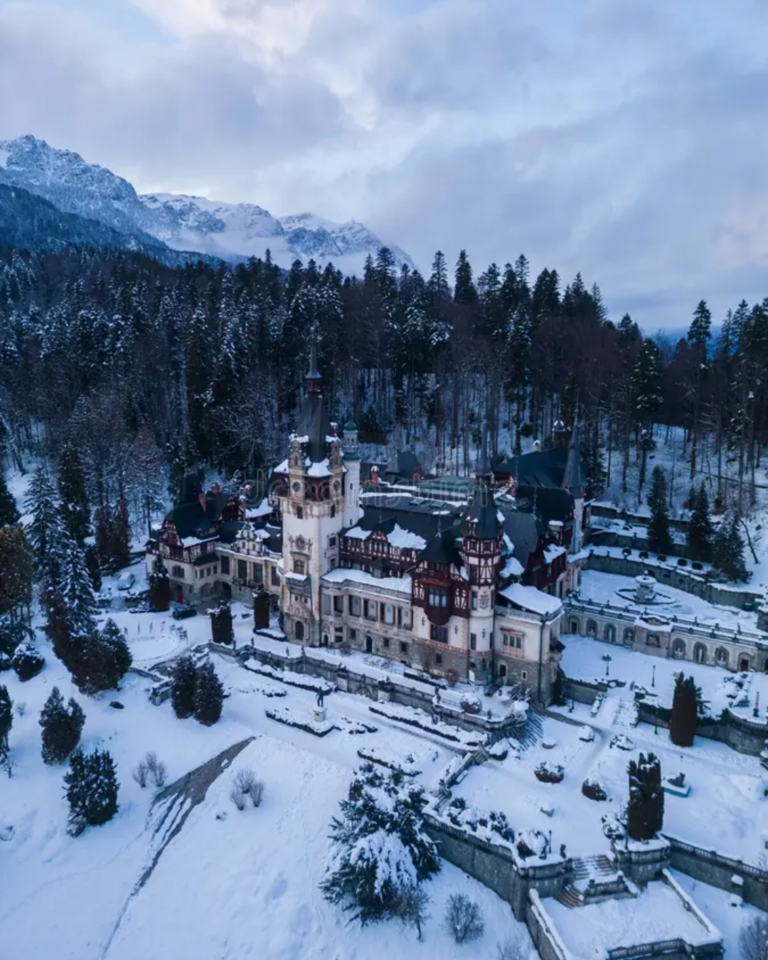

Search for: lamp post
xmin=603 ymin=654 xmax=612 ymax=678
xmin=652 ymin=664 xmax=656 ymax=688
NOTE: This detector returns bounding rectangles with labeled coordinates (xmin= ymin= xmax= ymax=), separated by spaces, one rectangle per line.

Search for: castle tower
xmin=278 ymin=338 xmax=345 ymax=645
xmin=562 ymin=418 xmax=586 ymax=553
xmin=342 ymin=421 xmax=361 ymax=528
xmin=462 ymin=426 xmax=502 ymax=675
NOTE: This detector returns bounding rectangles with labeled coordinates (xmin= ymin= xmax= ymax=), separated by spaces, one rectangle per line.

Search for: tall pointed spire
xmin=562 ymin=403 xmax=586 ymax=495
xmin=305 ymin=326 xmax=322 ymax=395
xmin=476 ymin=420 xmax=492 ymax=482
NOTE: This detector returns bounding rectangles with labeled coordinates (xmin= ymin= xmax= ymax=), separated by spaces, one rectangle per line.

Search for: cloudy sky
xmin=0 ymin=0 xmax=766 ymax=329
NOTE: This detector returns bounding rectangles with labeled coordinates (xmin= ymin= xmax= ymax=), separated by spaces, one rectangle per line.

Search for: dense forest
xmin=0 ymin=243 xmax=767 ymax=523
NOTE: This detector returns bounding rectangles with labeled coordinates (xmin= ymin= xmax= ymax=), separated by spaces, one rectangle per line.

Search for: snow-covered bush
xmin=459 ymin=693 xmax=481 ymax=715
xmin=444 ymin=893 xmax=484 ymax=945
xmin=0 ymin=652 xmax=10 ymax=672
xmin=230 ymin=767 xmax=263 ymax=809
xmin=610 ymin=734 xmax=634 ymax=751
xmin=133 ymin=759 xmax=149 ymax=789
xmin=12 ymin=640 xmax=45 ymax=681
xmin=601 ymin=811 xmax=625 ymax=841
xmin=144 ymin=751 xmax=167 ymax=788
xmin=581 ymin=778 xmax=608 ymax=801
xmin=40 ymin=687 xmax=85 ymax=764
xmin=320 ymin=763 xmax=439 ymax=925
xmin=64 ymin=748 xmax=119 ymax=835
xmin=515 ymin=828 xmax=548 ymax=860
xmin=534 ymin=762 xmax=564 ymax=784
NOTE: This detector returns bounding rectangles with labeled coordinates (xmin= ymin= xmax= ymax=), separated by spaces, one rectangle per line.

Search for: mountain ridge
xmin=0 ymin=135 xmax=412 ymax=273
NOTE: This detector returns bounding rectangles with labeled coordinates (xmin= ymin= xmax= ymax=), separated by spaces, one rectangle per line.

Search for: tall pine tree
xmin=686 ymin=485 xmax=714 ymax=562
xmin=647 ymin=466 xmax=671 ymax=554
xmin=40 ymin=686 xmax=85 ymax=764
xmin=0 ymin=471 xmax=19 ymax=526
xmin=627 ymin=752 xmax=664 ymax=841
xmin=58 ymin=444 xmax=90 ymax=546
xmin=64 ymin=748 xmax=119 ymax=833
xmin=669 ymin=674 xmax=699 ymax=747
xmin=194 ymin=661 xmax=224 ymax=726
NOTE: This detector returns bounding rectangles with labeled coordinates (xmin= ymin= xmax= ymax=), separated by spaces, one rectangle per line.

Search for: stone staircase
xmin=509 ymin=709 xmax=544 ymax=752
xmin=612 ymin=697 xmax=639 ymax=728
xmin=555 ymin=854 xmax=623 ymax=908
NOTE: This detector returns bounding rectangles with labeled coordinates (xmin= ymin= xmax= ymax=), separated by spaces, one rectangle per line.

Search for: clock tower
xmin=277 ymin=339 xmax=345 ymax=645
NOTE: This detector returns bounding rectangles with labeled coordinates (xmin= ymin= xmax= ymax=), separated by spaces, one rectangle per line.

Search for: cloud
xmin=0 ymin=2 xmax=354 ymax=196
xmin=0 ymin=0 xmax=767 ymax=329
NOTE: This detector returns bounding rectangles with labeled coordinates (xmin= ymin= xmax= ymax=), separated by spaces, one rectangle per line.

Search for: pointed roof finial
xmin=306 ymin=326 xmax=322 ymax=394
xmin=476 ymin=419 xmax=492 ymax=480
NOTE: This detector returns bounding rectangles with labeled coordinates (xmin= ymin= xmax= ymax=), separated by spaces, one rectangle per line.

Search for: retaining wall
xmin=663 ymin=835 xmax=768 ymax=912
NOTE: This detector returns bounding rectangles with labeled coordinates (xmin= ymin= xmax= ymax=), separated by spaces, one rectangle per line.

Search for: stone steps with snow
xmin=612 ymin=697 xmax=639 ymax=728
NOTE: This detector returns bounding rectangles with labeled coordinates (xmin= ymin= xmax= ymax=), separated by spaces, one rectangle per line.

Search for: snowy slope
xmin=0 ymin=136 xmax=413 ymax=273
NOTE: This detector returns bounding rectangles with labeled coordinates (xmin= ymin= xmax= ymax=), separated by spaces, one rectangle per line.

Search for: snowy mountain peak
xmin=0 ymin=134 xmax=413 ymax=273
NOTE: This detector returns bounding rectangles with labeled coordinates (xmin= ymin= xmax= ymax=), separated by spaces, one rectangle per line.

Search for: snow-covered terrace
xmin=540 ymin=873 xmax=721 ymax=960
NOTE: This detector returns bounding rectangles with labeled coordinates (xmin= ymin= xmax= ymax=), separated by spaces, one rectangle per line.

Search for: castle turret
xmin=278 ymin=338 xmax=345 ymax=645
xmin=342 ymin=421 xmax=361 ymax=527
xmin=462 ymin=426 xmax=502 ymax=675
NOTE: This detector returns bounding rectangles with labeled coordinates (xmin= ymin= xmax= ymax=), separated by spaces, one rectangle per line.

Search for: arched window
xmin=293 ymin=559 xmax=305 ymax=575
xmin=715 ymin=647 xmax=729 ymax=668
xmin=693 ymin=643 xmax=707 ymax=664
xmin=672 ymin=637 xmax=686 ymax=659
xmin=330 ymin=505 xmax=336 ymax=518
xmin=570 ymin=619 xmax=579 ymax=635
xmin=604 ymin=624 xmax=616 ymax=644
xmin=295 ymin=621 xmax=304 ymax=641
xmin=322 ymin=634 xmax=329 ymax=647
xmin=623 ymin=628 xmax=635 ymax=646
xmin=586 ymin=620 xmax=597 ymax=638
xmin=498 ymin=664 xmax=507 ymax=679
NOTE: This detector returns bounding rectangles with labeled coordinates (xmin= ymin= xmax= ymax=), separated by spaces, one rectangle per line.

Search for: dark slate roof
xmin=384 ymin=449 xmax=421 ymax=479
xmin=498 ymin=506 xmax=545 ymax=569
xmin=167 ymin=492 xmax=228 ymax=540
xmin=296 ymin=391 xmax=332 ymax=465
xmin=562 ymin=422 xmax=587 ymax=493
xmin=219 ymin=520 xmax=246 ymax=544
xmin=419 ymin=528 xmax=464 ymax=568
xmin=463 ymin=481 xmax=499 ymax=539
xmin=351 ymin=497 xmax=462 ymax=548
xmin=514 ymin=485 xmax=573 ymax=526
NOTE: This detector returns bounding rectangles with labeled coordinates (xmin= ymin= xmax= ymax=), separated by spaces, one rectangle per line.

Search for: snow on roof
xmin=503 ymin=533 xmax=514 ymax=553
xmin=306 ymin=459 xmax=331 ymax=478
xmin=345 ymin=526 xmax=372 ymax=540
xmin=321 ymin=568 xmax=412 ymax=597
xmin=274 ymin=459 xmax=289 ymax=474
xmin=179 ymin=535 xmax=219 ymax=548
xmin=500 ymin=583 xmax=562 ymax=616
xmin=387 ymin=524 xmax=427 ymax=550
xmin=246 ymin=498 xmax=272 ymax=519
xmin=501 ymin=556 xmax=524 ymax=579
xmin=284 ymin=572 xmax=308 ymax=583
xmin=543 ymin=544 xmax=566 ymax=564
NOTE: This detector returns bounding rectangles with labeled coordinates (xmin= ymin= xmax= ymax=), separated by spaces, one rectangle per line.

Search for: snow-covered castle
xmin=148 ymin=346 xmax=589 ymax=704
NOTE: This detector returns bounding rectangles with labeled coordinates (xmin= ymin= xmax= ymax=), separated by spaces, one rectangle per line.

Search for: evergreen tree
xmin=148 ymin=554 xmax=171 ymax=612
xmin=64 ymin=748 xmax=119 ymax=834
xmin=58 ymin=443 xmax=90 ymax=546
xmin=72 ymin=620 xmax=132 ymax=695
xmin=0 ymin=684 xmax=12 ymax=761
xmin=627 ymin=752 xmax=664 ymax=841
xmin=712 ymin=513 xmax=748 ymax=581
xmin=194 ymin=661 xmax=224 ymax=726
xmin=686 ymin=485 xmax=714 ymax=562
xmin=60 ymin=537 xmax=98 ymax=641
xmin=647 ymin=466 xmax=671 ymax=554
xmin=170 ymin=655 xmax=198 ymax=719
xmin=110 ymin=499 xmax=131 ymax=570
xmin=12 ymin=639 xmax=45 ymax=681
xmin=0 ymin=524 xmax=33 ymax=622
xmin=453 ymin=250 xmax=477 ymax=305
xmin=84 ymin=544 xmax=102 ymax=593
xmin=670 ymin=674 xmax=699 ymax=747
xmin=254 ymin=586 xmax=270 ymax=630
xmin=0 ymin=471 xmax=19 ymax=526
xmin=40 ymin=686 xmax=85 ymax=764
xmin=24 ymin=465 xmax=65 ymax=589
xmin=99 ymin=618 xmax=133 ymax=687
xmin=210 ymin=601 xmax=233 ymax=645
xmin=320 ymin=763 xmax=440 ymax=924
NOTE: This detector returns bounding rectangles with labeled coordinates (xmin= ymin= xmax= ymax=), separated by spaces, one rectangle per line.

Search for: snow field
xmin=0 ymin=607 xmax=532 ymax=959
